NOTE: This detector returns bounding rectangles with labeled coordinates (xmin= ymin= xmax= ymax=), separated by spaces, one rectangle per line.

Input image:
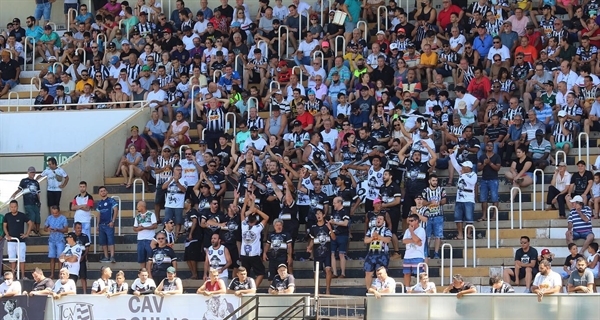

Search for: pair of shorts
xmin=314 ymin=254 xmax=332 ymax=271
xmin=184 ymin=240 xmax=204 ymax=261
xmin=69 ymin=274 xmax=79 ymax=282
xmin=155 ymin=184 xmax=166 ymax=206
xmin=98 ymin=224 xmax=115 ymax=246
xmin=573 ymin=230 xmax=594 ymax=240
xmin=24 ymin=205 xmax=41 ymax=224
xmin=47 ymin=191 xmax=62 ymax=208
xmin=48 ymin=241 xmax=65 ymax=258
xmin=364 ymin=253 xmax=389 ymax=273
xmin=137 ymin=239 xmax=153 ymax=264
xmin=435 ymin=68 xmax=452 ymax=77
xmin=555 ymin=141 xmax=573 ymax=149
xmin=8 ymin=241 xmax=26 ymax=263
xmin=240 ymin=255 xmax=265 ymax=276
xmin=426 ymin=216 xmax=444 ymax=239
xmin=479 ymin=179 xmax=499 ymax=203
xmin=1 ymin=79 xmax=18 ymax=90
xmin=454 ymin=202 xmax=474 ymax=223
xmin=164 ymin=207 xmax=184 ymax=225
xmin=509 ymin=267 xmax=538 ymax=281
xmin=34 ymin=2 xmax=52 ymax=21
xmin=344 ymin=20 xmax=357 ymax=33
xmin=402 ymin=257 xmax=425 ymax=275
xmin=79 ymin=256 xmax=88 ymax=279
xmin=331 ymin=235 xmax=348 ymax=254
xmin=589 ymin=120 xmax=600 ymax=132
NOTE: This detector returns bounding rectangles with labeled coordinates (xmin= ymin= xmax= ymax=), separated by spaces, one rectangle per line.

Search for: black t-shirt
xmin=10 ymin=27 xmax=26 ymax=42
xmin=279 ymin=200 xmax=299 ymax=233
xmin=216 ymin=5 xmax=234 ymax=19
xmin=184 ymin=208 xmax=202 ymax=240
xmin=514 ymin=247 xmax=539 ymax=269
xmin=353 ymin=96 xmax=377 ymax=115
xmin=270 ymin=274 xmax=295 ymax=291
xmin=477 ymin=153 xmax=502 ymax=180
xmin=403 ymin=159 xmax=431 ymax=196
xmin=371 ymin=127 xmax=390 ymax=146
xmin=379 ymin=182 xmax=401 ymax=214
xmin=309 ymin=222 xmax=332 ymax=259
xmin=266 ymin=231 xmax=292 ymax=259
xmin=219 ymin=213 xmax=241 ymax=246
xmin=32 ymin=277 xmax=54 ymax=292
xmin=570 ymin=171 xmax=594 ymax=196
xmin=449 ymin=281 xmax=475 ymax=293
xmin=356 ymin=137 xmax=377 ymax=156
xmin=262 ymin=173 xmax=285 ymax=197
xmin=149 ymin=246 xmax=177 ymax=274
xmin=4 ymin=212 xmax=29 ymax=241
xmin=229 ymin=277 xmax=256 ymax=291
xmin=201 ymin=30 xmax=224 ymax=43
xmin=307 ymin=190 xmax=329 ymax=222
xmin=201 ymin=210 xmax=225 ymax=248
xmin=18 ymin=178 xmax=41 ymax=206
xmin=0 ymin=59 xmax=20 ymax=81
xmin=514 ymin=156 xmax=534 ymax=174
xmin=197 ymin=192 xmax=216 ymax=212
xmin=330 ymin=208 xmax=350 ymax=236
xmin=335 ymin=187 xmax=357 ymax=208
xmin=564 ymin=253 xmax=584 ymax=267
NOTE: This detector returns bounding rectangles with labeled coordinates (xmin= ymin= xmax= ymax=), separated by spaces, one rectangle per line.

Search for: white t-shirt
xmin=92 ymin=278 xmax=116 ymax=294
xmin=556 ymin=70 xmax=578 ymax=90
xmin=410 ymin=281 xmax=436 ymax=293
xmin=372 ymin=277 xmax=396 ymax=293
xmin=182 ymin=33 xmax=200 ymax=51
xmin=242 ymin=137 xmax=268 ymax=163
xmin=449 ymin=35 xmax=466 ymax=54
xmin=298 ymin=39 xmax=320 ymax=57
xmin=134 ymin=211 xmax=158 ymax=240
xmin=179 ymin=160 xmax=199 ymax=187
xmin=454 ymin=93 xmax=478 ymax=112
xmin=194 ymin=20 xmax=209 ymax=35
xmin=241 ymin=220 xmax=264 ymax=257
xmin=304 ymin=65 xmax=327 ymax=89
xmin=487 ymin=45 xmax=511 ymax=61
xmin=456 ymin=171 xmax=477 ymax=203
xmin=147 ymin=89 xmax=167 ymax=108
xmin=0 ymin=281 xmax=21 ymax=295
xmin=532 ymin=271 xmax=563 ymax=290
xmin=131 ymin=278 xmax=157 ymax=293
xmin=403 ymin=226 xmax=426 ymax=259
xmin=321 ymin=129 xmax=338 ymax=150
xmin=41 ymin=167 xmax=68 ymax=191
xmin=53 ymin=279 xmax=77 ymax=294
xmin=165 ymin=178 xmax=186 ymax=209
xmin=62 ymin=243 xmax=83 ymax=276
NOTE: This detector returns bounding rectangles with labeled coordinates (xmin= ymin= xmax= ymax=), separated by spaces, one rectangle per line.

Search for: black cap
xmin=487 ymin=98 xmax=497 ymax=103
xmin=139 ymin=11 xmax=148 ymax=15
xmin=535 ymin=129 xmax=544 ymax=135
xmin=198 ymin=140 xmax=207 ymax=144
xmin=292 ymin=120 xmax=302 ymax=126
xmin=193 ymin=53 xmax=202 ymax=59
xmin=65 ymin=232 xmax=77 ymax=239
xmin=250 ymin=126 xmax=259 ymax=131
xmin=183 ymin=26 xmax=192 ymax=32
xmin=542 ymin=4 xmax=551 ymax=9
xmin=151 ymin=79 xmax=160 ymax=85
xmin=476 ymin=24 xmax=485 ymax=28
xmin=13 ymin=18 xmax=20 ymax=23
xmin=407 ymin=43 xmax=415 ymax=48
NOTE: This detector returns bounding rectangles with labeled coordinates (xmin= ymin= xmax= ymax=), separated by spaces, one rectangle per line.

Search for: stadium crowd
xmin=2 ymin=0 xmax=600 ymax=297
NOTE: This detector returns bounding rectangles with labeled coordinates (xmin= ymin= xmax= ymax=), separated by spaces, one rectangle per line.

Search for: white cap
xmin=457 ymin=101 xmax=467 ymax=110
xmin=570 ymin=195 xmax=584 ymax=203
xmin=461 ymin=161 xmax=473 ymax=168
xmin=302 ymin=165 xmax=312 ymax=170
xmin=376 ymin=30 xmax=385 ymax=35
xmin=558 ymin=110 xmax=567 ymax=117
xmin=390 ymin=43 xmax=398 ymax=50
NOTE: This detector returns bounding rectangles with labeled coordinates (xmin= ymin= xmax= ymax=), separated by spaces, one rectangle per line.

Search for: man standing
xmin=154 ymin=145 xmax=177 ymax=222
xmin=477 ymin=142 xmax=502 ymax=221
xmin=364 ymin=214 xmax=393 ymax=291
xmin=11 ymin=167 xmax=41 ymax=237
xmin=308 ymin=209 xmax=335 ymax=295
xmin=96 ymin=186 xmax=118 ymax=263
xmin=329 ymin=197 xmax=350 ymax=279
xmin=454 ymin=161 xmax=477 ymax=240
xmin=531 ymin=260 xmax=563 ymax=302
xmin=73 ymin=222 xmax=90 ymax=294
xmin=503 ymin=236 xmax=538 ymax=293
xmin=204 ymin=233 xmax=232 ymax=282
xmin=70 ymin=181 xmax=93 ymax=240
xmin=240 ymin=194 xmax=269 ymax=288
xmin=38 ymin=157 xmax=69 ymax=211
xmin=148 ymin=232 xmax=178 ymax=282
xmin=565 ymin=195 xmax=595 ymax=254
xmin=567 ymin=257 xmax=595 ymax=293
xmin=264 ymin=219 xmax=293 ymax=281
xmin=379 ymin=170 xmax=402 ymax=260
xmin=402 ymin=213 xmax=426 ymax=288
xmin=421 ymin=174 xmax=447 ymax=259
xmin=60 ymin=232 xmax=83 ymax=283
xmin=134 ymin=201 xmax=158 ymax=270
xmin=3 ymin=200 xmax=33 ymax=280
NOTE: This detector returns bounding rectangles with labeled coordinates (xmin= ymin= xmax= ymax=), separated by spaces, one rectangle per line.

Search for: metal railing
xmin=201 ymin=128 xmax=206 ymax=140
xmin=319 ymin=0 xmax=325 ymax=25
xmin=111 ymin=196 xmax=122 ymax=236
xmin=118 ymin=19 xmax=131 ymax=39
xmin=226 ymin=112 xmax=237 ymax=137
xmin=7 ymin=92 xmax=20 ymax=111
xmin=179 ymin=144 xmax=189 ymax=159
xmin=67 ymin=8 xmax=78 ymax=31
xmin=357 ymin=21 xmax=368 ymax=40
xmin=223 ymin=296 xmax=259 ymax=320
xmin=278 ymin=25 xmax=290 ymax=59
xmin=132 ymin=178 xmax=146 ymax=213
xmin=269 ymin=81 xmax=280 ymax=91
xmin=312 ymin=50 xmax=324 ymax=66
xmin=46 ymin=22 xmax=57 ymax=32
xmin=464 ymin=225 xmax=476 ymax=267
xmin=416 ymin=262 xmax=429 ymax=281
xmin=3 ymin=238 xmax=21 ymax=280
xmin=92 ymin=214 xmax=97 ymax=254
xmin=234 ymin=54 xmax=241 ymax=74
xmin=74 ymin=48 xmax=87 ymax=67
xmin=299 ymin=10 xmax=310 ymax=43
xmin=487 ymin=206 xmax=499 ymax=249
xmin=248 ymin=97 xmax=259 ymax=112
xmin=377 ymin=6 xmax=388 ymax=32
xmin=532 ymin=169 xmax=545 ymax=211
xmin=334 ymin=35 xmax=346 ymax=56
xmin=24 ymin=36 xmax=35 ymax=72
xmin=441 ymin=243 xmax=453 ymax=286
xmin=30 ymin=77 xmax=41 ymax=100
xmin=97 ymin=33 xmax=108 ymax=51
xmin=52 ymin=62 xmax=64 ymax=74
xmin=555 ymin=150 xmax=567 ymax=166
xmin=578 ymin=132 xmax=589 ymax=169
xmin=510 ymin=187 xmax=522 ymax=229
xmin=4 ymin=100 xmax=147 ymax=112
xmin=397 ymin=282 xmax=405 ymax=293
xmin=292 ymin=66 xmax=303 ymax=82
xmin=256 ymin=40 xmax=267 ymax=55
xmin=190 ymin=84 xmax=200 ymax=123
xmin=212 ymin=69 xmax=222 ymax=83
xmin=314 ymin=261 xmax=320 ymax=298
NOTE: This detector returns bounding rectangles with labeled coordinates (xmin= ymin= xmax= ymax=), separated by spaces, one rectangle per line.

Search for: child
xmin=560 ymin=243 xmax=584 ymax=279
xmin=336 ymin=92 xmax=351 ymax=117
xmin=424 ymin=89 xmax=439 ymax=116
xmin=43 ymin=206 xmax=69 ymax=279
xmin=590 ymin=172 xmax=600 ymax=219
xmin=587 ymin=242 xmax=599 ymax=278
xmin=412 ymin=194 xmax=430 ymax=258
xmin=538 ymin=248 xmax=555 ymax=264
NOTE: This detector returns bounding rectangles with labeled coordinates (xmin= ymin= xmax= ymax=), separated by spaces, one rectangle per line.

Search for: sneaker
xmin=110 ymin=257 xmax=116 ymax=263
xmin=433 ymin=252 xmax=441 ymax=259
xmin=99 ymin=257 xmax=111 ymax=263
xmin=523 ymin=288 xmax=531 ymax=293
xmin=390 ymin=252 xmax=402 ymax=260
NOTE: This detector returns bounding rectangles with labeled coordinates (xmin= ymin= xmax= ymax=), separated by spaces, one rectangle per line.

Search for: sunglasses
xmin=185 ymin=153 xmax=193 ymax=155
xmin=494 ymin=59 xmax=500 ymax=62
xmin=157 ymin=237 xmax=166 ymax=240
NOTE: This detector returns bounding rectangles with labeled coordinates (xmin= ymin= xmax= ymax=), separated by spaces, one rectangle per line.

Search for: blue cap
xmin=231 ymin=21 xmax=241 ymax=27
xmin=110 ymin=56 xmax=119 ymax=65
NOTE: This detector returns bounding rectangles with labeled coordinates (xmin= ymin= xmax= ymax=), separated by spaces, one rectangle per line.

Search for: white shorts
xmin=7 ymin=242 xmax=26 ymax=263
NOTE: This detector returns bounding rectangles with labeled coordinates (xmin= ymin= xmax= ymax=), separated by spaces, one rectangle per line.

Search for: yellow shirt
xmin=420 ymin=52 xmax=438 ymax=67
xmin=75 ymin=79 xmax=94 ymax=92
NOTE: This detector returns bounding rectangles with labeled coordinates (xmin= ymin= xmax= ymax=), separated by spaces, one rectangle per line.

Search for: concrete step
xmin=488 ymin=228 xmax=538 ymax=240
xmin=442 ymin=267 xmax=490 ymax=278
xmin=466 ymin=248 xmax=514 ymax=259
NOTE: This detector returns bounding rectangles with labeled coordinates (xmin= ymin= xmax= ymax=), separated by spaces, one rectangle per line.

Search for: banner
xmin=42 ymin=153 xmax=75 ymax=168
xmin=52 ymin=294 xmax=240 ymax=320
xmin=0 ymin=295 xmax=47 ymax=320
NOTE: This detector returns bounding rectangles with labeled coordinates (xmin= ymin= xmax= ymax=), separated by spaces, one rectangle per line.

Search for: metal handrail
xmin=201 ymin=128 xmax=207 ymax=140
xmin=299 ymin=10 xmax=310 ymax=44
xmin=93 ymin=214 xmax=97 ymax=254
xmin=179 ymin=144 xmax=190 ymax=159
xmin=46 ymin=22 xmax=57 ymax=32
xmin=578 ymin=132 xmax=589 ymax=169
xmin=269 ymin=81 xmax=281 ymax=91
xmin=416 ymin=262 xmax=429 ymax=281
xmin=256 ymin=40 xmax=267 ymax=55
xmin=52 ymin=62 xmax=64 ymax=74
xmin=132 ymin=178 xmax=146 ymax=212
xmin=357 ymin=21 xmax=368 ymax=41
xmin=234 ymin=54 xmax=242 ymax=74
xmin=111 ymin=196 xmax=122 ymax=236
xmin=312 ymin=50 xmax=324 ymax=66
xmin=555 ymin=150 xmax=566 ymax=166
xmin=3 ymin=238 xmax=21 ymax=280
xmin=464 ymin=225 xmax=476 ymax=267
xmin=377 ymin=6 xmax=388 ymax=32
xmin=335 ymin=35 xmax=346 ymax=56
xmin=274 ymin=296 xmax=308 ymax=320
xmin=248 ymin=97 xmax=259 ymax=112
xmin=314 ymin=261 xmax=320 ymax=298
xmin=7 ymin=91 xmax=19 ymax=112
xmin=212 ymin=69 xmax=223 ymax=83
xmin=319 ymin=0 xmax=325 ymax=25
xmin=223 ymin=295 xmax=260 ymax=320
xmin=278 ymin=25 xmax=290 ymax=59
xmin=397 ymin=282 xmax=405 ymax=293
xmin=24 ymin=36 xmax=36 ymax=72
xmin=5 ymin=100 xmax=148 ymax=111
xmin=74 ymin=48 xmax=87 ymax=68
xmin=67 ymin=8 xmax=78 ymax=31
xmin=441 ymin=243 xmax=453 ymax=286
xmin=532 ymin=169 xmax=545 ymax=211
xmin=510 ymin=187 xmax=522 ymax=229
xmin=292 ymin=66 xmax=303 ymax=83
xmin=118 ymin=19 xmax=131 ymax=39
xmin=398 ymin=0 xmax=410 ymax=14
xmin=487 ymin=206 xmax=499 ymax=249
xmin=97 ymin=33 xmax=108 ymax=51
xmin=30 ymin=77 xmax=41 ymax=100
xmin=190 ymin=84 xmax=200 ymax=123
xmin=226 ymin=112 xmax=237 ymax=136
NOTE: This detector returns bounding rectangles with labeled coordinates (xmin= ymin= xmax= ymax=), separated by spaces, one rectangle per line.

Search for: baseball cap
xmin=302 ymin=165 xmax=312 ymax=170
xmin=541 ymin=249 xmax=550 ymax=255
xmin=121 ymin=39 xmax=130 ymax=45
xmin=570 ymin=195 xmax=584 ymax=203
xmin=321 ymin=41 xmax=330 ymax=48
xmin=277 ymin=263 xmax=287 ymax=269
xmin=461 ymin=161 xmax=473 ymax=168
xmin=142 ymin=65 xmax=151 ymax=71
xmin=535 ymin=129 xmax=544 ymax=135
xmin=542 ymin=4 xmax=551 ymax=10
xmin=273 ymin=19 xmax=280 ymax=24
xmin=457 ymin=100 xmax=467 ymax=110
xmin=558 ymin=161 xmax=567 ymax=166
xmin=198 ymin=140 xmax=207 ymax=145
xmin=558 ymin=110 xmax=567 ymax=117
xmin=231 ymin=21 xmax=241 ymax=27
xmin=390 ymin=43 xmax=398 ymax=50
xmin=65 ymin=232 xmax=77 ymax=239
xmin=108 ymin=42 xmax=116 ymax=48
xmin=373 ymin=198 xmax=382 ymax=204
xmin=414 ymin=194 xmax=424 ymax=199
xmin=292 ymin=120 xmax=302 ymax=126
xmin=503 ymin=20 xmax=512 ymax=25
xmin=167 ymin=266 xmax=176 ymax=273
xmin=163 ymin=28 xmax=172 ymax=33
xmin=526 ymin=22 xmax=535 ymax=29
xmin=279 ymin=60 xmax=288 ymax=67
xmin=407 ymin=43 xmax=416 ymax=49
xmin=110 ymin=56 xmax=119 ymax=65
xmin=274 ymin=90 xmax=283 ymax=95
xmin=397 ymin=28 xmax=406 ymax=33
xmin=162 ymin=145 xmax=172 ymax=151
xmin=476 ymin=24 xmax=485 ymax=28
xmin=48 ymin=56 xmax=57 ymax=61
xmin=487 ymin=98 xmax=497 ymax=103
xmin=182 ymin=26 xmax=192 ymax=32
xmin=27 ymin=166 xmax=36 ymax=173
xmin=250 ymin=126 xmax=259 ymax=131
xmin=44 ymin=25 xmax=52 ymax=30
xmin=376 ymin=30 xmax=385 ymax=35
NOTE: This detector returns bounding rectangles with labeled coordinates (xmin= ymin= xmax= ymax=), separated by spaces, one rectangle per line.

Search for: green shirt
xmin=540 ymin=91 xmax=556 ymax=107
xmin=0 ymin=214 xmax=5 ymax=237
xmin=40 ymin=32 xmax=62 ymax=48
xmin=558 ymin=45 xmax=576 ymax=62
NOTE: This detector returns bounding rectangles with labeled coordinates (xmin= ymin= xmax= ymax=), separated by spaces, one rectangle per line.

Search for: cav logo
xmin=57 ymin=302 xmax=94 ymax=320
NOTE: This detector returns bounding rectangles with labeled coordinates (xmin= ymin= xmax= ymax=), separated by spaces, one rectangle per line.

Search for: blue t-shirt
xmin=96 ymin=197 xmax=118 ymax=224
xmin=345 ymin=0 xmax=362 ymax=23
xmin=44 ymin=215 xmax=68 ymax=243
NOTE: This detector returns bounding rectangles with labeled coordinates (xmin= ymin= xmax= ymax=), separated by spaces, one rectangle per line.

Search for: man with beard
xmin=240 ymin=193 xmax=269 ymax=288
xmin=216 ymin=197 xmax=242 ymax=277
xmin=398 ymin=140 xmax=437 ymax=231
xmin=263 ymin=219 xmax=292 ymax=281
xmin=566 ymin=257 xmax=595 ymax=293
xmin=379 ymin=170 xmax=402 ymax=260
xmin=364 ymin=214 xmax=393 ymax=291
xmin=344 ymin=155 xmax=385 ymax=213
xmin=261 ymin=161 xmax=286 ymax=226
xmin=200 ymin=199 xmax=225 ymax=250
xmin=204 ymin=233 xmax=232 ymax=282
xmin=329 ymin=197 xmax=350 ymax=279
xmin=242 ymin=126 xmax=268 ymax=168
xmin=271 ymin=179 xmax=299 ymax=272
xmin=307 ymin=209 xmax=335 ymax=294
xmin=421 ymin=174 xmax=447 ymax=259
xmin=531 ymin=260 xmax=563 ymax=302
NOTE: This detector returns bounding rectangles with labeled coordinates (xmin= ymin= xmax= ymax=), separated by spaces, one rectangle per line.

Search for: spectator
xmin=527 ymin=129 xmax=551 ymax=170
xmin=531 ymin=260 xmax=562 ymax=302
xmin=500 ymin=113 xmax=524 ymax=166
xmin=505 ymin=145 xmax=534 ymax=192
xmin=23 ymin=268 xmax=54 ymax=296
xmin=148 ymin=227 xmax=178 ymax=281
xmin=130 ymin=268 xmax=157 ymax=296
xmin=402 ymin=213 xmax=426 ymax=288
xmin=503 ymin=235 xmax=538 ymax=293
xmin=408 ymin=272 xmax=436 ymax=293
xmin=586 ymin=242 xmax=599 ymax=278
xmin=0 ymin=49 xmax=21 ymax=98
xmin=71 ymin=181 xmax=93 ymax=244
xmin=38 ymin=157 xmax=69 ymax=213
xmin=565 ymin=194 xmax=595 ymax=254
xmin=307 ymin=209 xmax=333 ymax=294
xmin=489 ymin=275 xmax=515 ymax=293
xmin=547 ymin=162 xmax=572 ymax=215
xmin=0 ymin=272 xmax=21 ymax=297
xmin=264 ymin=218 xmax=293 ymax=281
xmin=43 ymin=206 xmax=68 ymax=279
xmin=268 ymin=264 xmax=295 ymax=294
xmin=204 ymin=233 xmax=232 ymax=282
xmin=570 ymin=160 xmax=594 ymax=204
xmin=567 ymin=257 xmax=595 ymax=293
xmin=368 ymin=266 xmax=396 ymax=298
xmin=550 ymin=110 xmax=574 ymax=154
xmin=154 ymin=267 xmax=183 ymax=295
xmin=197 ymin=268 xmax=227 ymax=296
xmin=477 ymin=142 xmax=502 ymax=221
xmin=560 ymin=242 xmax=584 ymax=278
xmin=443 ymin=274 xmax=477 ymax=298
xmin=118 ymin=144 xmax=147 ymax=189
xmin=96 ymin=186 xmax=119 ymax=264
xmin=3 ymin=200 xmax=33 ymax=280
xmin=91 ymin=266 xmax=115 ymax=295
xmin=60 ymin=232 xmax=84 ymax=283
xmin=453 ymin=161 xmax=477 ymax=240
xmin=10 ymin=167 xmax=41 ymax=237
xmin=51 ymin=268 xmax=77 ymax=299
xmin=227 ymin=267 xmax=257 ymax=297
xmin=108 ymin=270 xmax=129 ymax=297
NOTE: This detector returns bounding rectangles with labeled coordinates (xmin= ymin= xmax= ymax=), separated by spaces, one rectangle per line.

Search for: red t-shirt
xmin=125 ymin=136 xmax=147 ymax=153
xmin=525 ymin=31 xmax=543 ymax=52
xmin=296 ymin=112 xmax=315 ymax=133
xmin=437 ymin=6 xmax=462 ymax=29
xmin=467 ymin=77 xmax=491 ymax=100
xmin=581 ymin=28 xmax=600 ymax=48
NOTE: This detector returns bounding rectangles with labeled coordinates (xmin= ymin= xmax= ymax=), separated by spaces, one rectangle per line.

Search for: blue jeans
xmin=165 ymin=207 xmax=184 ymax=225
xmin=426 ymin=216 xmax=444 ymax=239
xmin=294 ymin=55 xmax=311 ymax=66
xmin=137 ymin=239 xmax=153 ymax=263
xmin=98 ymin=224 xmax=115 ymax=246
xmin=1 ymin=79 xmax=18 ymax=89
xmin=479 ymin=179 xmax=499 ymax=203
xmin=35 ymin=2 xmax=52 ymax=21
xmin=454 ymin=202 xmax=474 ymax=223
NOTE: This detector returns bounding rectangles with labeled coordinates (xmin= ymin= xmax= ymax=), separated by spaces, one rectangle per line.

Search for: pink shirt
xmin=507 ymin=16 xmax=529 ymax=36
xmin=170 ymin=121 xmax=190 ymax=139
xmin=103 ymin=2 xmax=122 ymax=15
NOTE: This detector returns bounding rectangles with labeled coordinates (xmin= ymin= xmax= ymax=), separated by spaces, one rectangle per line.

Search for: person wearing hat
xmin=453 ymin=160 xmax=477 ymax=240
xmin=154 ymin=266 xmax=183 ymax=295
xmin=269 ymin=263 xmax=295 ymax=294
xmin=10 ymin=166 xmax=42 ymax=237
xmin=565 ymin=194 xmax=595 ymax=254
xmin=60 ymin=232 xmax=84 ymax=282
xmin=500 ymin=20 xmax=519 ymax=52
